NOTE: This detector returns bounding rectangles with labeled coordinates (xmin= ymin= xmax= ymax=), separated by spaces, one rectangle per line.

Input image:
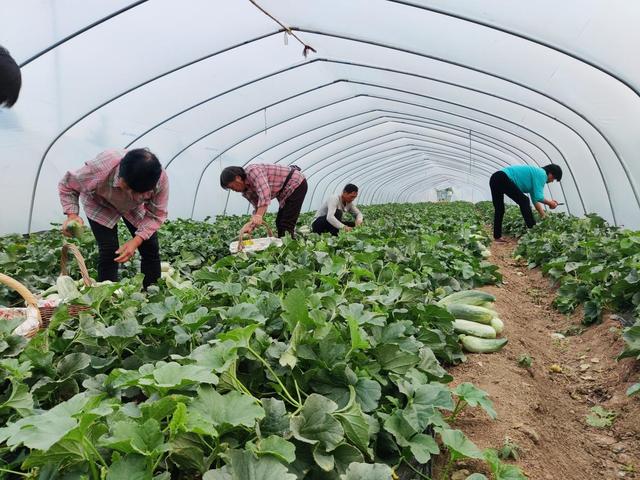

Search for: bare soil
xmin=434 ymin=238 xmax=640 ymax=480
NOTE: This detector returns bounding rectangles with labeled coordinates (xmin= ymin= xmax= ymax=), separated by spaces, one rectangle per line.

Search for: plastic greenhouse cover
xmin=0 ymin=0 xmax=639 ymax=235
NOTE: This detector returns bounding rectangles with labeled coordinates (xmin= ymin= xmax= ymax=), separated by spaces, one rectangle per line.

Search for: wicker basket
xmin=0 ymin=273 xmax=42 ymax=338
xmin=229 ymin=224 xmax=283 ymax=254
xmin=38 ymin=243 xmax=93 ymax=326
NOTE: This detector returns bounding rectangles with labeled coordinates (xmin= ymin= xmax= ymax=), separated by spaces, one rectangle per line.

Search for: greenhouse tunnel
xmin=1 ymin=0 xmax=639 ymax=233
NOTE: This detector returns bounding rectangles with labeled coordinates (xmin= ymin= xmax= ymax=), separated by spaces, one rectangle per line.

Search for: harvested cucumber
xmin=459 ymin=335 xmax=508 ymax=353
xmin=446 ymin=304 xmax=498 ymax=324
xmin=490 ymin=318 xmax=505 ymax=334
xmin=438 ymin=290 xmax=496 ymax=306
xmin=453 ymin=319 xmax=497 ymax=338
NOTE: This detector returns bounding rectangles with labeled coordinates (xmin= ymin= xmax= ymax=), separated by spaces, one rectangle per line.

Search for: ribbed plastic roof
xmin=1 ymin=0 xmax=639 ymax=234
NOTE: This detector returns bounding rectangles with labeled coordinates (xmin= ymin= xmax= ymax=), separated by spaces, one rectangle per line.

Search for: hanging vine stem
xmin=248 ymin=0 xmax=317 ymax=57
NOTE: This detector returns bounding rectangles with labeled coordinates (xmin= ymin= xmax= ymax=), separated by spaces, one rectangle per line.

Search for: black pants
xmin=489 ymin=171 xmax=536 ymax=239
xmin=311 ymin=209 xmax=355 ymax=236
xmin=88 ymin=218 xmax=161 ymax=289
xmin=276 ymin=180 xmax=308 ymax=238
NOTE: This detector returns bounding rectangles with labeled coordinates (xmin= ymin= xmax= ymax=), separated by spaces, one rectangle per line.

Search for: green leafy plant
xmin=586 ymin=406 xmax=617 ymax=428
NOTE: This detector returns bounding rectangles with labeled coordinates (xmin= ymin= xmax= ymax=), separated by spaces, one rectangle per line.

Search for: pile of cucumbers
xmin=438 ymin=290 xmax=507 ymax=353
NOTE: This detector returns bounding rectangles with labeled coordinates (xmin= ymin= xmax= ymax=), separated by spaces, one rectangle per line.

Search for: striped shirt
xmin=242 ymin=164 xmax=304 ymax=211
xmin=58 ymin=150 xmax=169 ymax=240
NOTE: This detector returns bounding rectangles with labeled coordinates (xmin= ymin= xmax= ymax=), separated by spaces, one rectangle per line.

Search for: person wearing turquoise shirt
xmin=489 ymin=164 xmax=562 ymax=242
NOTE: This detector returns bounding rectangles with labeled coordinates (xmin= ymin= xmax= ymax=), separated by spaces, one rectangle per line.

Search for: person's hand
xmin=548 ymin=199 xmax=559 ymax=209
xmin=344 ymin=226 xmax=353 ymax=232
xmin=115 ymin=236 xmax=142 ymax=263
xmin=62 ymin=214 xmax=83 ymax=237
xmin=251 ymin=214 xmax=264 ymax=228
xmin=240 ymin=220 xmax=255 ymax=235
xmin=355 ymin=219 xmax=363 ymax=226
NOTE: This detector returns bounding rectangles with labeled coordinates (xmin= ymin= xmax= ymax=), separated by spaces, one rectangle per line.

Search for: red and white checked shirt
xmin=58 ymin=150 xmax=169 ymax=240
xmin=242 ymin=164 xmax=305 ymax=211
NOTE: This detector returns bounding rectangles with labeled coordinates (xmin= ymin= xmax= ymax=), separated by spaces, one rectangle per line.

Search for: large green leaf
xmin=340 ymin=462 xmax=394 ymax=480
xmin=218 ymin=449 xmax=297 ymax=480
xmin=290 ymin=394 xmax=344 ymax=452
xmin=439 ymin=428 xmax=483 ymax=460
xmin=282 ymin=288 xmax=312 ymax=330
xmin=100 ymin=418 xmax=166 ymax=456
xmin=258 ymin=398 xmax=290 ymax=437
xmin=188 ymin=385 xmax=265 ymax=432
xmin=106 ymin=455 xmax=151 ymax=480
xmin=252 ymin=435 xmax=296 ymax=463
xmin=454 ymin=383 xmax=497 ymax=419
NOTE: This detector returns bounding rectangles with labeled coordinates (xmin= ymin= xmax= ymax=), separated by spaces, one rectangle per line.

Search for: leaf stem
xmin=246 ymin=345 xmax=300 ymax=408
xmin=401 ymin=457 xmax=433 ymax=480
xmin=0 ymin=467 xmax=28 ymax=477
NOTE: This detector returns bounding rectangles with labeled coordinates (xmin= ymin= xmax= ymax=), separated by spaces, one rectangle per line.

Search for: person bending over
xmin=489 ymin=164 xmax=561 ymax=242
xmin=220 ymin=164 xmax=307 ymax=238
xmin=312 ymin=183 xmax=363 ymax=236
xmin=58 ymin=149 xmax=169 ymax=288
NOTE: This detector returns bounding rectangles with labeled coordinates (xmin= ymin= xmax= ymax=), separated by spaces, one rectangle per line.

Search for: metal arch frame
xmin=396 ymin=176 xmax=489 ymax=204
xmin=397 ymin=178 xmax=488 ymax=204
xmin=353 ymin=149 xmax=499 ymax=206
xmin=19 ymin=1 xmax=150 ymax=67
xmin=303 ymin=137 xmax=516 ymax=211
xmin=380 ymin=171 xmax=488 ymax=205
xmin=174 ymin=60 xmax=593 ymax=216
xmin=359 ymin=157 xmax=490 ymax=205
xmin=26 ymin=28 xmax=286 ymax=232
xmin=384 ymin=0 xmax=640 ymax=98
xmin=316 ymin=126 xmax=523 ymax=205
xmin=386 ymin=171 xmax=489 ymax=204
xmin=229 ymin=108 xmax=569 ymax=211
xmin=291 ymin=29 xmax=637 ymax=215
xmin=234 ymin=108 xmax=562 ymax=205
xmin=384 ymin=173 xmax=487 ymax=204
xmin=344 ymin=151 xmax=494 ymax=205
xmin=28 ymin=45 xmax=609 ymax=229
xmin=292 ymin=95 xmax=574 ymax=213
xmin=26 ymin=31 xmax=632 ymax=230
xmin=196 ymin=85 xmax=584 ymax=219
xmin=332 ymin=81 xmax=595 ymax=212
xmin=311 ymin=133 xmax=510 ymax=207
xmin=21 ymin=0 xmax=637 ymax=100
xmin=330 ymin=149 xmax=496 ymax=207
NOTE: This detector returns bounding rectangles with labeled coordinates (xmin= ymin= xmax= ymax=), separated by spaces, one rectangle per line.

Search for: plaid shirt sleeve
xmin=58 ymin=159 xmax=106 ymax=215
xmin=133 ymin=171 xmax=170 ymax=240
xmin=247 ymin=166 xmax=272 ymax=209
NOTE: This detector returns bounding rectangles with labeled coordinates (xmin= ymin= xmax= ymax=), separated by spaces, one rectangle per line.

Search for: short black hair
xmin=343 ymin=183 xmax=358 ymax=193
xmin=0 ymin=46 xmax=21 ymax=108
xmin=220 ymin=166 xmax=246 ymax=189
xmin=119 ymin=148 xmax=162 ymax=193
xmin=543 ymin=164 xmax=563 ymax=181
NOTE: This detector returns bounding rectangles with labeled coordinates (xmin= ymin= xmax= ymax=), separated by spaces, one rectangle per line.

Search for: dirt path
xmin=439 ymin=239 xmax=640 ymax=480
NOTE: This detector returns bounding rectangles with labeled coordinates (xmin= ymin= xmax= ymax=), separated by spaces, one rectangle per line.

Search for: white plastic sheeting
xmin=1 ymin=0 xmax=639 ymax=235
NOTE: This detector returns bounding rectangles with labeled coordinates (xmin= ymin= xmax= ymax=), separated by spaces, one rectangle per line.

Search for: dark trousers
xmin=88 ymin=218 xmax=161 ymax=289
xmin=276 ymin=180 xmax=308 ymax=238
xmin=311 ymin=210 xmax=355 ymax=236
xmin=490 ymin=171 xmax=536 ymax=239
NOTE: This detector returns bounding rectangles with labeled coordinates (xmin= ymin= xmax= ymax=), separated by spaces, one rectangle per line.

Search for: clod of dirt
xmin=515 ymin=424 xmax=541 ymax=444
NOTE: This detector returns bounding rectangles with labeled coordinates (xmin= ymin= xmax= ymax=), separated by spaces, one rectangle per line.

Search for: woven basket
xmin=0 ymin=272 xmax=42 ymax=338
xmin=229 ymin=223 xmax=283 ymax=254
xmin=38 ymin=243 xmax=93 ymax=325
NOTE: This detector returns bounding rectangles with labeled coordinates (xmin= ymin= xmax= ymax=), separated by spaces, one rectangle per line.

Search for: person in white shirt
xmin=312 ymin=184 xmax=363 ymax=236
